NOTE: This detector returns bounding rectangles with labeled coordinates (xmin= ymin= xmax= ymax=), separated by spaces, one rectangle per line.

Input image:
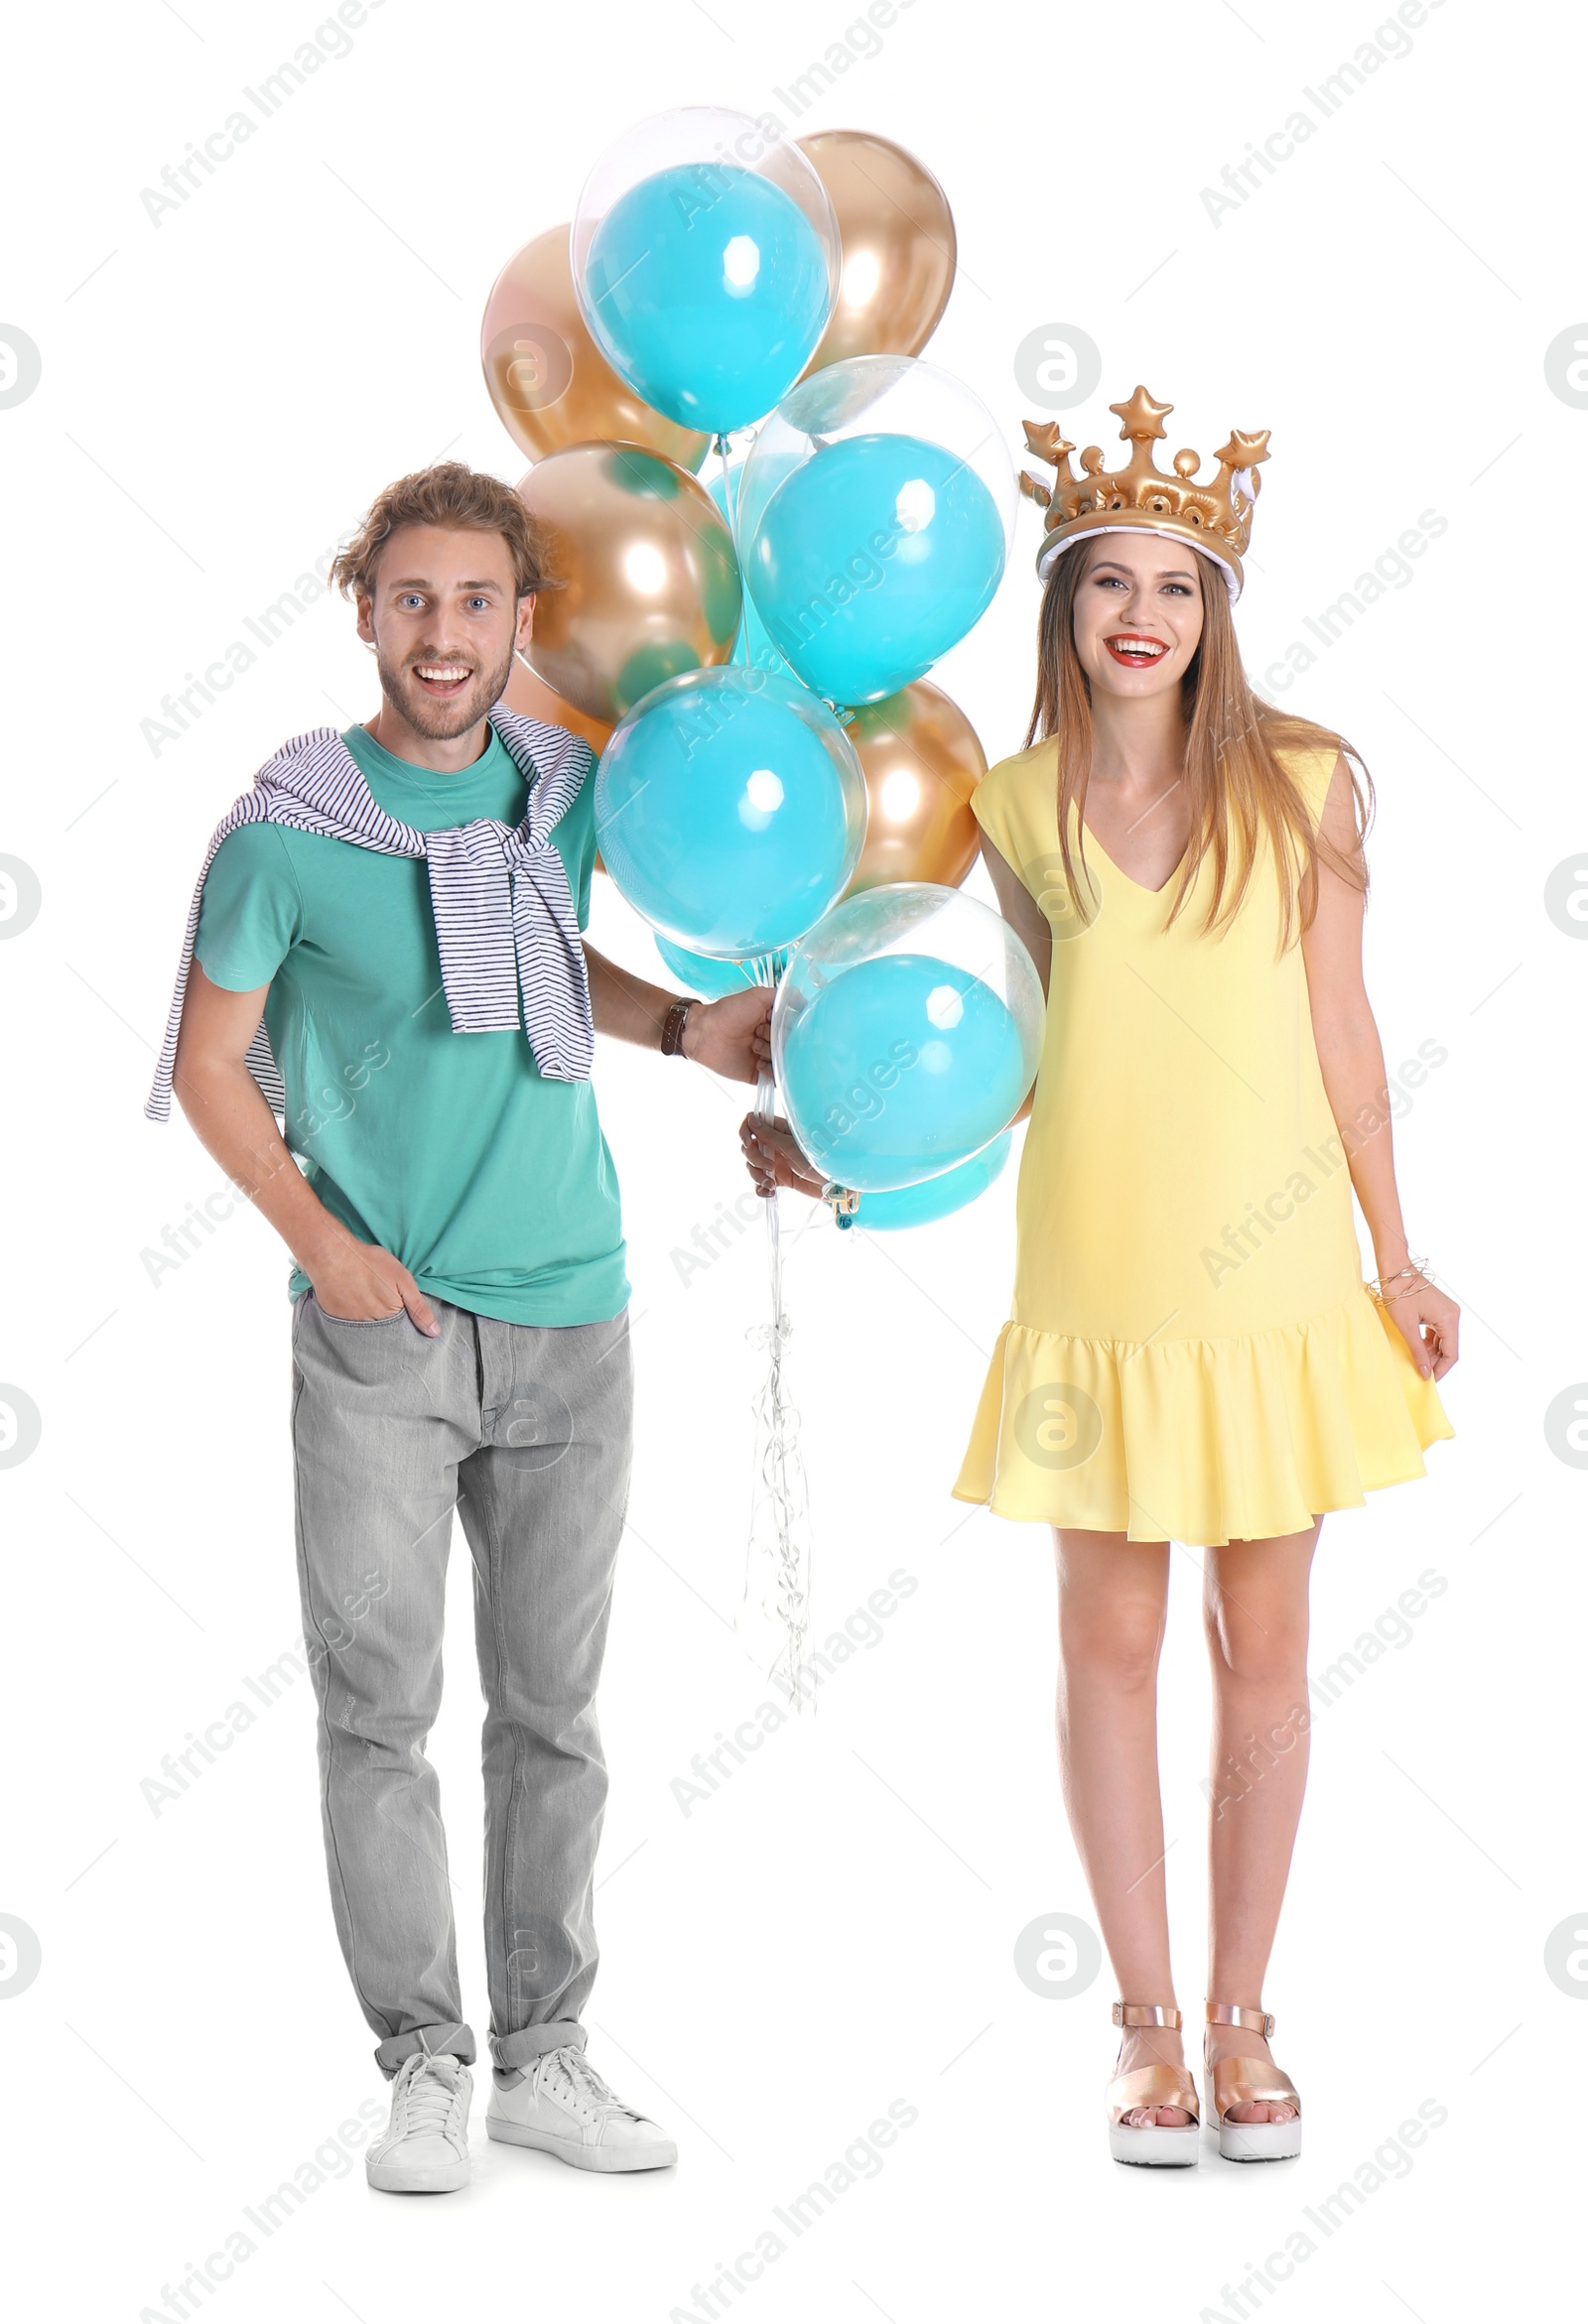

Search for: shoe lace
xmin=397 ymin=2051 xmax=464 ymax=2137
xmin=532 ymin=2046 xmax=639 ymax=2125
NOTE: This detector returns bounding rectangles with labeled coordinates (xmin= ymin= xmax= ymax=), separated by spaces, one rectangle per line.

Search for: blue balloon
xmin=654 ymin=934 xmax=791 ymax=998
xmin=777 ymin=952 xmax=1027 ymax=1191
xmin=582 ymin=165 xmax=832 ymax=437
xmin=595 ymin=668 xmax=866 ymax=959
xmin=744 ymin=432 xmax=1006 ymax=705
xmin=841 ymin=1130 xmax=1012 ymax=1230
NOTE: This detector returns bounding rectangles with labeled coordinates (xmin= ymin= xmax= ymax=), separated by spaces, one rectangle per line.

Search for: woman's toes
xmin=1227 ymin=2099 xmax=1296 ymax=2125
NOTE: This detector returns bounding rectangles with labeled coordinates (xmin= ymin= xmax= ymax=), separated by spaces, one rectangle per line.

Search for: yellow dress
xmin=954 ymin=737 xmax=1452 ymax=1546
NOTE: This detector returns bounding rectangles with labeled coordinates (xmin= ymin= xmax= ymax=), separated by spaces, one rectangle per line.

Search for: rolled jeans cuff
xmin=375 ymin=2021 xmax=476 ymax=2078
xmin=490 ymin=2018 xmax=588 ymax=2074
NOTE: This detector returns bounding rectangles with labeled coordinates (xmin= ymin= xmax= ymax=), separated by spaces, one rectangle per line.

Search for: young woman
xmin=740 ymin=388 xmax=1457 ymax=2167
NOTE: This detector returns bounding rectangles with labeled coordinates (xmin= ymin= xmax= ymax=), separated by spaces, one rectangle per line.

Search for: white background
xmin=2 ymin=1 xmax=1581 ymax=2318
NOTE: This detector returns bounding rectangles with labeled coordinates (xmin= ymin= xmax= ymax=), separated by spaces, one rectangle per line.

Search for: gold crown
xmin=1019 ymin=385 xmax=1269 ymax=597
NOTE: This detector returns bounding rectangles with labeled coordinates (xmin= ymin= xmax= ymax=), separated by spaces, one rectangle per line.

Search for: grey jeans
xmin=289 ymin=1290 xmax=633 ymax=2079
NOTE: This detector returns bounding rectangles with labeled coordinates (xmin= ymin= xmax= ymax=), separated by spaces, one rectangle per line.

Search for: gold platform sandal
xmin=1106 ymin=2002 xmax=1201 ymax=2167
xmin=1204 ymin=2002 xmax=1302 ymax=2162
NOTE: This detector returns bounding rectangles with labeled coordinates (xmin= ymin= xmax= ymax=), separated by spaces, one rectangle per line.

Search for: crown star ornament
xmin=1019 ymin=385 xmax=1270 ymax=598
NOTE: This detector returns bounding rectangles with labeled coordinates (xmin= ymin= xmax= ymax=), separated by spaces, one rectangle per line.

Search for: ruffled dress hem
xmin=952 ymin=1286 xmax=1452 ymax=1548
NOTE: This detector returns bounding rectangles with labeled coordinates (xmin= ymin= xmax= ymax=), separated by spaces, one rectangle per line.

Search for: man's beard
xmin=375 ymin=638 xmax=515 ymax=740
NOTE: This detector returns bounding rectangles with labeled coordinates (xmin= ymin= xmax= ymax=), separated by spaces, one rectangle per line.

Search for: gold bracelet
xmin=1370 ymin=1255 xmax=1433 ymax=1305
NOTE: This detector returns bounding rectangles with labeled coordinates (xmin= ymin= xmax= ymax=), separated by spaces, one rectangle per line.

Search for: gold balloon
xmin=796 ymin=131 xmax=957 ymax=374
xmin=516 ymin=444 xmax=741 ymax=725
xmin=500 ymin=660 xmax=610 ymax=873
xmin=481 ymin=226 xmax=711 ymax=470
xmin=502 ymin=651 xmax=612 ymax=757
xmin=843 ymin=681 xmax=988 ymax=894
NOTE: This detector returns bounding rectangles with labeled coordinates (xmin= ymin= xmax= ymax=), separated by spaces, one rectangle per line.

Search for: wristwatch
xmin=660 ymin=997 xmax=695 ymax=1058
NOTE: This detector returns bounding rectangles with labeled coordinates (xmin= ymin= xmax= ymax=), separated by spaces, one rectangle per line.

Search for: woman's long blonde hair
xmin=1026 ymin=538 xmax=1372 ymax=949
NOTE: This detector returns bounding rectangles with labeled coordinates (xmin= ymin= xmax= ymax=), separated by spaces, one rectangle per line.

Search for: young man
xmin=150 ymin=462 xmax=769 ymax=2193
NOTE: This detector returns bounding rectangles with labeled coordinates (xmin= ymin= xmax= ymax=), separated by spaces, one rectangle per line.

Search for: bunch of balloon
xmin=728 ymin=358 xmax=1021 ymax=1241
xmin=558 ymin=110 xmax=845 ymax=1704
xmin=478 ymin=110 xmax=1021 ymax=1689
xmin=480 ymin=107 xmax=1004 ymax=1016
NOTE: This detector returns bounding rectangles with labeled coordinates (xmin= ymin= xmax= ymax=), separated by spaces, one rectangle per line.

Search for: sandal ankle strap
xmin=1113 ymin=2001 xmax=1182 ymax=2029
xmin=1205 ymin=2001 xmax=1274 ymax=2036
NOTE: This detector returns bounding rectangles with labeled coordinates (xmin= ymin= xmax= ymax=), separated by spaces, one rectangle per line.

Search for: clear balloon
xmin=516 ymin=445 xmax=740 ymax=723
xmin=738 ymin=356 xmax=1016 ymax=705
xmin=772 ymin=882 xmax=1044 ymax=1192
xmin=596 ymin=667 xmax=867 ymax=960
xmin=843 ymin=1128 xmax=1012 ymax=1230
xmin=654 ymin=934 xmax=791 ymax=998
xmin=573 ymin=109 xmax=840 ymax=437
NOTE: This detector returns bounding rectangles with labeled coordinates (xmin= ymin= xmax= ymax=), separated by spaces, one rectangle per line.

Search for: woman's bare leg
xmin=1054 ymin=1528 xmax=1185 ymax=2127
xmin=1203 ymin=1523 xmax=1320 ymax=2124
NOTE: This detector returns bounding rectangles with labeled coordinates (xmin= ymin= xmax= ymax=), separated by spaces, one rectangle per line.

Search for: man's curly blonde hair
xmin=330 ymin=461 xmax=552 ymax=600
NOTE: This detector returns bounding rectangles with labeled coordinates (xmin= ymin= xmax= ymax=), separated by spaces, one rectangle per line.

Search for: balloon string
xmin=740 ymin=952 xmax=812 ymax=1708
xmin=716 ymin=433 xmax=741 ymax=555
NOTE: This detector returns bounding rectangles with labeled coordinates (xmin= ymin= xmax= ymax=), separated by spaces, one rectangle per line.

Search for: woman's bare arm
xmin=980 ymin=830 xmax=1052 ymax=1000
xmin=1299 ymin=756 xmax=1457 ymax=1380
xmin=980 ymin=830 xmax=1050 ymax=1125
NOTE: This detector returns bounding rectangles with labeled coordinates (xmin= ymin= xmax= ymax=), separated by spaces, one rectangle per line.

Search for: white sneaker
xmin=485 ymin=2044 xmax=677 ymax=2172
xmin=365 ymin=2051 xmax=472 ymax=2193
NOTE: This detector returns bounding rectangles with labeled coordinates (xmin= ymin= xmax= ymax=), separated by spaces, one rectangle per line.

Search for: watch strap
xmin=660 ymin=997 xmax=695 ymax=1058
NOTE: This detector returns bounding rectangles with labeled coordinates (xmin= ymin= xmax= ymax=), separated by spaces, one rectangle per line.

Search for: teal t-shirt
xmin=195 ymin=721 xmax=628 ymax=1325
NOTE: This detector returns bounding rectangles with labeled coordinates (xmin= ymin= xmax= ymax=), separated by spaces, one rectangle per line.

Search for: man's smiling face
xmin=356 ymin=523 xmax=534 ymax=742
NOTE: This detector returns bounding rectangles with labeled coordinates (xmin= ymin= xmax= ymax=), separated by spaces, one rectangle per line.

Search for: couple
xmin=151 ymin=403 xmax=1454 ymax=2189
